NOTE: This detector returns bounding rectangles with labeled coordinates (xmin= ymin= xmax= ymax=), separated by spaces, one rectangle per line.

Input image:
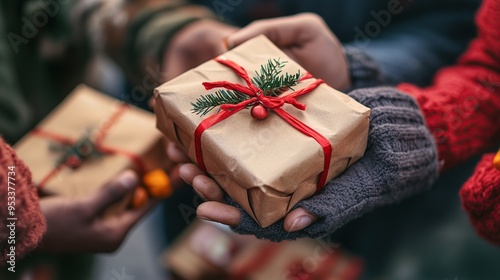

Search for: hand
xmin=178 ymin=163 xmax=318 ymax=233
xmin=162 ymin=19 xmax=238 ymax=81
xmin=172 ymin=88 xmax=438 ymax=241
xmin=165 ymin=138 xmax=318 ymax=232
xmin=225 ymin=13 xmax=351 ymax=90
xmin=39 ymin=170 xmax=157 ymax=253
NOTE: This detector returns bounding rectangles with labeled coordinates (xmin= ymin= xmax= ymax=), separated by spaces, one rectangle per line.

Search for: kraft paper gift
xmin=229 ymin=239 xmax=364 ymax=280
xmin=163 ymin=220 xmax=363 ymax=280
xmin=154 ymin=35 xmax=370 ymax=227
xmin=15 ymin=85 xmax=165 ymax=210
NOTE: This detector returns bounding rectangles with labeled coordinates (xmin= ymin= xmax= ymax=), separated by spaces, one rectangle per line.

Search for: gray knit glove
xmin=229 ymin=87 xmax=439 ymax=241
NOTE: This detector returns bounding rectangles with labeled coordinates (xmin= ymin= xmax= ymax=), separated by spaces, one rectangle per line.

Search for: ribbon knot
xmin=194 ymin=56 xmax=332 ymax=193
xmin=202 ymin=56 xmax=320 ymax=114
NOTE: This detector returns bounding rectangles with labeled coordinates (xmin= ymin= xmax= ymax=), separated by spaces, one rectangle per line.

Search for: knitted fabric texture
xmin=230 ymin=87 xmax=439 ymax=241
xmin=0 ymin=138 xmax=46 ymax=263
xmin=460 ymin=153 xmax=500 ymax=246
xmin=344 ymin=46 xmax=385 ymax=90
xmin=398 ymin=0 xmax=500 ymax=171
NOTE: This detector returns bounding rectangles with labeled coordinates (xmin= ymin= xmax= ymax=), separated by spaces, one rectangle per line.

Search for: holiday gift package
xmin=164 ymin=220 xmax=364 ymax=280
xmin=229 ymin=237 xmax=364 ymax=280
xmin=155 ymin=35 xmax=371 ymax=227
xmin=15 ymin=85 xmax=165 ymax=211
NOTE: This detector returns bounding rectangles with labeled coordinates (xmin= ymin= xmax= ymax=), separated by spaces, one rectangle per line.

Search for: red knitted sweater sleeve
xmin=398 ymin=0 xmax=500 ymax=171
xmin=0 ymin=137 xmax=46 ymax=263
xmin=459 ymin=154 xmax=500 ymax=245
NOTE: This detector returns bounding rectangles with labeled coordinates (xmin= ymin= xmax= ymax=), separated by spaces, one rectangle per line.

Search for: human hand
xmin=225 ymin=13 xmax=351 ymax=90
xmin=39 ymin=170 xmax=157 ymax=253
xmin=172 ymin=87 xmax=438 ymax=241
xmin=162 ymin=19 xmax=238 ymax=81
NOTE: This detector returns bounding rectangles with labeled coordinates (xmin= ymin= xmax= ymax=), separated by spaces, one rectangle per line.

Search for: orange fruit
xmin=494 ymin=149 xmax=500 ymax=171
xmin=143 ymin=169 xmax=172 ymax=198
xmin=131 ymin=187 xmax=149 ymax=209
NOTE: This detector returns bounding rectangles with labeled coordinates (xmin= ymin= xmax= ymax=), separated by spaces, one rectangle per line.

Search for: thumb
xmin=89 ymin=170 xmax=138 ymax=214
xmin=284 ymin=207 xmax=318 ymax=232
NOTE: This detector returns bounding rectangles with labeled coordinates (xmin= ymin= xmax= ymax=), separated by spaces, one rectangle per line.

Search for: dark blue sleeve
xmin=345 ymin=9 xmax=477 ymax=86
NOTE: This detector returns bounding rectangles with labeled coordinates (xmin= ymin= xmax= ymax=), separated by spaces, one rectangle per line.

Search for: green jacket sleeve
xmin=0 ymin=4 xmax=32 ymax=144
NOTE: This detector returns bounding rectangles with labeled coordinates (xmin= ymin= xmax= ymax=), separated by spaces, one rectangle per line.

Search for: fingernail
xmin=118 ymin=171 xmax=138 ymax=190
xmin=197 ymin=215 xmax=214 ymax=222
xmin=289 ymin=216 xmax=312 ymax=232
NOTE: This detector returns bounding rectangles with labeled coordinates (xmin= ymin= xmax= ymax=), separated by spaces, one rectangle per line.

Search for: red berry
xmin=66 ymin=155 xmax=82 ymax=168
xmin=251 ymin=104 xmax=269 ymax=120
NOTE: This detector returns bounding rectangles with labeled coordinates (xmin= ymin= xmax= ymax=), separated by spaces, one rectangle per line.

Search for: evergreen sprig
xmin=252 ymin=59 xmax=302 ymax=96
xmin=191 ymin=59 xmax=302 ymax=116
xmin=191 ymin=89 xmax=248 ymax=116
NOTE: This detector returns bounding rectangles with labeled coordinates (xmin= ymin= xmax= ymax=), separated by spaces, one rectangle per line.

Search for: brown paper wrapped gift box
xmin=15 ymin=85 xmax=165 ymax=211
xmin=163 ymin=219 xmax=364 ymax=280
xmin=155 ymin=35 xmax=370 ymax=227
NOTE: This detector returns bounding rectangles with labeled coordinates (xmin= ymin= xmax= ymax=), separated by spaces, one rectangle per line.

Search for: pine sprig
xmin=191 ymin=59 xmax=302 ymax=116
xmin=252 ymin=59 xmax=302 ymax=96
xmin=191 ymin=89 xmax=248 ymax=116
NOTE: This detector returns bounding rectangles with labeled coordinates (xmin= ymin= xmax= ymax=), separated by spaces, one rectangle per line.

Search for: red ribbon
xmin=228 ymin=243 xmax=283 ymax=280
xmin=287 ymin=252 xmax=364 ymax=280
xmin=194 ymin=56 xmax=332 ymax=192
xmin=33 ymin=104 xmax=146 ymax=188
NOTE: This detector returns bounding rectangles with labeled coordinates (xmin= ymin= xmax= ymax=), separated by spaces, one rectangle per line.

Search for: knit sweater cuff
xmin=344 ymin=46 xmax=385 ymax=90
xmin=460 ymin=153 xmax=500 ymax=246
xmin=0 ymin=138 xmax=46 ymax=262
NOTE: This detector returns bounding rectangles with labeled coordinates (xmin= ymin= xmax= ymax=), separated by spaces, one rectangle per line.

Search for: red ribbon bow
xmin=194 ymin=56 xmax=332 ymax=192
xmin=33 ymin=104 xmax=146 ymax=188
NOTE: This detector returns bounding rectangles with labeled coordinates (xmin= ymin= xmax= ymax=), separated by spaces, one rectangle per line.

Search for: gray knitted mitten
xmin=229 ymin=87 xmax=439 ymax=241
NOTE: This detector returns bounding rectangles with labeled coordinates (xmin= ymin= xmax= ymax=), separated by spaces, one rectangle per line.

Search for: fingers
xmin=197 ymin=201 xmax=241 ymax=227
xmin=94 ymin=198 xmax=159 ymax=253
xmin=118 ymin=198 xmax=159 ymax=232
xmin=226 ymin=13 xmax=325 ymax=49
xmin=284 ymin=207 xmax=318 ymax=232
xmin=166 ymin=140 xmax=191 ymax=163
xmin=179 ymin=163 xmax=224 ymax=202
xmin=163 ymin=20 xmax=237 ymax=81
xmin=192 ymin=175 xmax=225 ymax=202
xmin=179 ymin=163 xmax=204 ymax=185
xmin=88 ymin=170 xmax=138 ymax=214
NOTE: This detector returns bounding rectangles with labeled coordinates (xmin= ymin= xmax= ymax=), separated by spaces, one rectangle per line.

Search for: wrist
xmin=344 ymin=46 xmax=385 ymax=90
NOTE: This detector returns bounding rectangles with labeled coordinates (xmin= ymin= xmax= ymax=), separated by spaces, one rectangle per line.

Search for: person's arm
xmin=398 ymin=0 xmax=500 ymax=171
xmin=0 ymin=5 xmax=32 ymax=143
xmin=0 ymin=138 xmax=46 ymax=263
xmin=459 ymin=152 xmax=500 ymax=246
xmin=346 ymin=2 xmax=479 ymax=86
xmin=69 ymin=0 xmax=216 ymax=85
